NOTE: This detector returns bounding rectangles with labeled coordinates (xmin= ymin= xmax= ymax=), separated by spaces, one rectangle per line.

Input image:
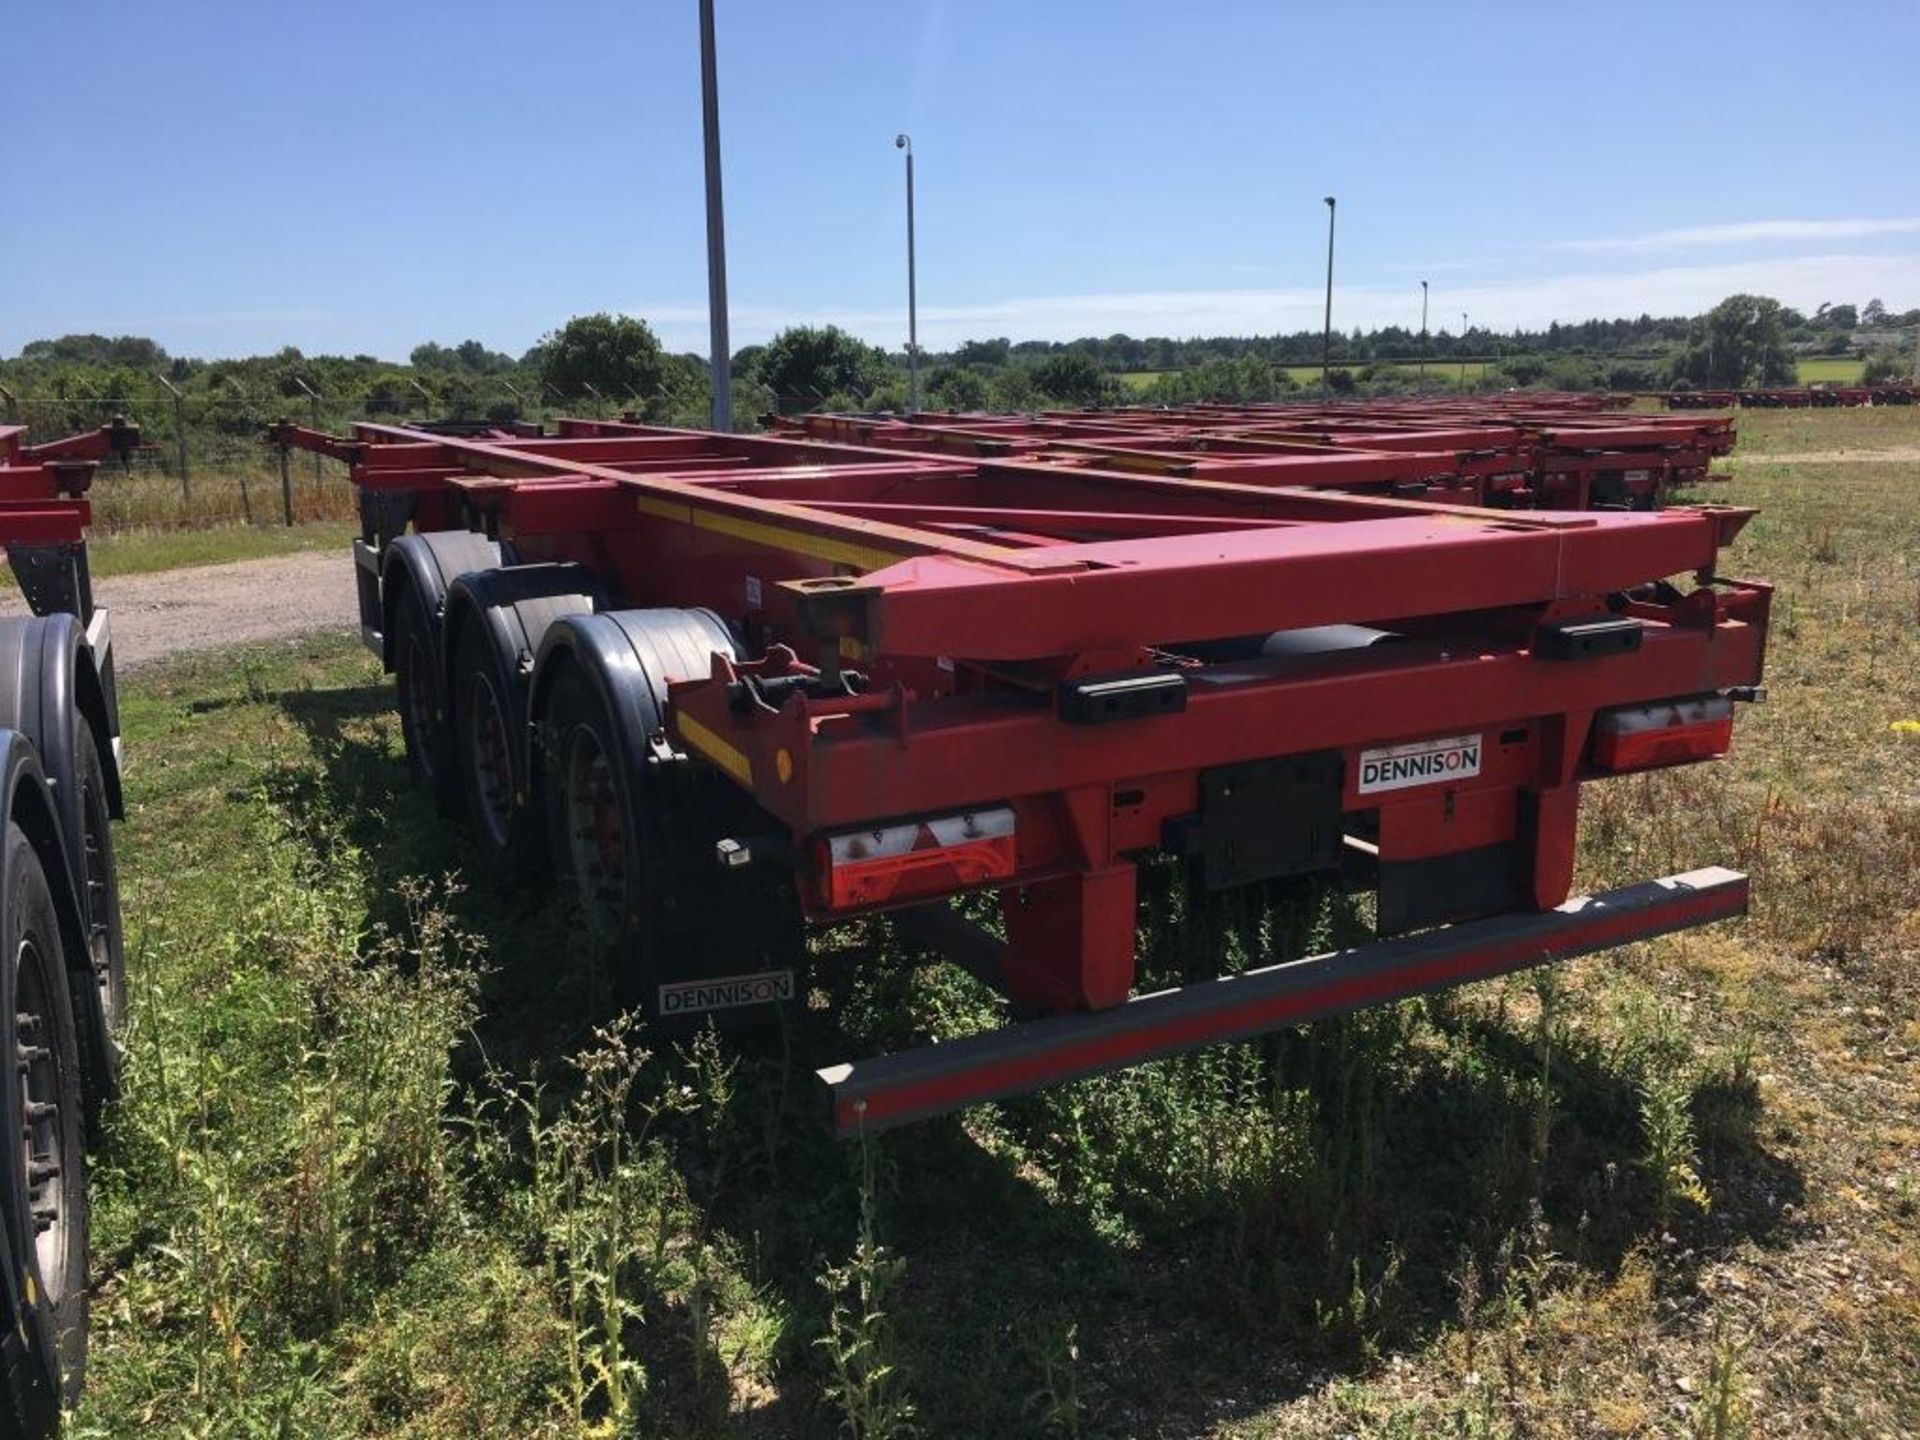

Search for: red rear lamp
xmin=819 ymin=806 xmax=1017 ymax=910
xmin=1591 ymin=696 xmax=1734 ymax=773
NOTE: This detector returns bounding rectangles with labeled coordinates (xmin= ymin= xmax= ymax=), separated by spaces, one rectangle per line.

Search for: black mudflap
xmin=641 ymin=774 xmax=806 ymax=1037
xmin=1377 ymin=842 xmax=1522 ymax=937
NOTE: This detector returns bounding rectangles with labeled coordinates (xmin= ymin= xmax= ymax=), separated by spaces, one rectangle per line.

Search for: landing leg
xmin=1000 ymin=864 xmax=1137 ymax=1013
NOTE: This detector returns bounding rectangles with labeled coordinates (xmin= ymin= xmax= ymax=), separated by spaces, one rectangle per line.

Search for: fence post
xmin=275 ymin=422 xmax=294 ymax=526
xmin=408 ymin=378 xmax=433 ymax=419
xmin=0 ymin=383 xmax=15 ymax=424
xmin=292 ymin=376 xmax=324 ymax=489
xmin=581 ymin=382 xmax=606 ymax=419
xmin=154 ymin=373 xmax=190 ymax=502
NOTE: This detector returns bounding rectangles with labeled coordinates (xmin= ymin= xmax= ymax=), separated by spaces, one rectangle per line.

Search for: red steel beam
xmin=818 ymin=866 xmax=1748 ymax=1134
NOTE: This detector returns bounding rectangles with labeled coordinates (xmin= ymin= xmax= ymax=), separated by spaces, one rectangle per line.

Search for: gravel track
xmin=0 ymin=550 xmax=357 ymax=670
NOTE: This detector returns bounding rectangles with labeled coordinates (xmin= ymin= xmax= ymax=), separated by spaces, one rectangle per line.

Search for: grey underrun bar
xmin=818 ymin=866 xmax=1748 ymax=1136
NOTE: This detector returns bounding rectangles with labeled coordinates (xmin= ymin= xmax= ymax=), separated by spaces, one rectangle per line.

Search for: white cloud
xmin=1563 ymin=218 xmax=1920 ymax=253
xmin=633 ymin=251 xmax=1920 ymax=352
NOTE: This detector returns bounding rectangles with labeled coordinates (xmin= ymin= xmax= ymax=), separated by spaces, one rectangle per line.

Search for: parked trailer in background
xmin=1664 ymin=384 xmax=1916 ymax=409
xmin=775 ymin=398 xmax=1736 ymax=510
xmin=0 ymin=424 xmax=131 ymax=1434
xmin=274 ymin=416 xmax=1769 ymax=1137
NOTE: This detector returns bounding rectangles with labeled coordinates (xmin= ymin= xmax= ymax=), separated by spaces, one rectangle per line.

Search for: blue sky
xmin=4 ymin=1 xmax=1917 ymax=361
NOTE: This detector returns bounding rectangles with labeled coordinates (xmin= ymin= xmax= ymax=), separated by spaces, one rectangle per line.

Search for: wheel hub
xmin=15 ymin=936 xmax=69 ymax=1301
xmin=468 ymin=671 xmax=515 ymax=846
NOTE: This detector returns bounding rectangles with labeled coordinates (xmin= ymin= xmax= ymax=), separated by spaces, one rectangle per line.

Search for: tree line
xmin=3 ymin=293 xmax=1913 ymax=442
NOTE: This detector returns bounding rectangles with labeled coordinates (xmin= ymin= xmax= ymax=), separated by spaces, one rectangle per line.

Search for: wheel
xmin=543 ymin=665 xmax=648 ymax=993
xmin=391 ymin=588 xmax=460 ymax=813
xmin=540 ymin=658 xmax=807 ymax=1030
xmin=452 ymin=623 xmax=544 ymax=883
xmin=2 ymin=822 xmax=89 ymax=1412
xmin=67 ymin=721 xmax=124 ymax=1125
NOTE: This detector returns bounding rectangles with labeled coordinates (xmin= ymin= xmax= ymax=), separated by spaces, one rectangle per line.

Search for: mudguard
xmin=443 ymin=562 xmax=605 ymax=750
xmin=375 ymin=530 xmax=505 ymax=672
xmin=0 ymin=615 xmax=123 ymax=1119
xmin=527 ymin=607 xmax=738 ymax=795
xmin=0 ymin=732 xmax=86 ymax=1435
xmin=0 ymin=613 xmax=122 ymax=820
xmin=530 ymin=610 xmax=804 ymax=1031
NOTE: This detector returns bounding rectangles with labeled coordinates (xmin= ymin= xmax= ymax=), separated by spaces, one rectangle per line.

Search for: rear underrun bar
xmin=817 ymin=865 xmax=1747 ymax=1136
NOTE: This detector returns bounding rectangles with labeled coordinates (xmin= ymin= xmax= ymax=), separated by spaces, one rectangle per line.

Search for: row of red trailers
xmin=1664 ymin=383 xmax=1918 ymax=409
xmin=273 ymin=408 xmax=1772 ymax=1138
xmin=775 ymin=398 xmax=1737 ymax=511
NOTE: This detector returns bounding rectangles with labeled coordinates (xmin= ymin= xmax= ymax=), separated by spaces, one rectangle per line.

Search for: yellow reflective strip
xmin=635 ymin=492 xmax=910 ymax=573
xmin=676 ymin=712 xmax=754 ymax=787
xmin=694 ymin=509 xmax=910 ymax=572
xmin=636 ymin=494 xmax=692 ymax=524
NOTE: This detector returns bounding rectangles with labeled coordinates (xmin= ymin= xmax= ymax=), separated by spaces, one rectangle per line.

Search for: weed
xmin=1020 ymin=1321 xmax=1086 ymax=1439
xmin=1808 ymin=522 xmax=1839 ymax=563
xmin=1633 ymin=1013 xmax=1711 ymax=1226
xmin=1687 ymin=1320 xmax=1753 ymax=1440
xmin=490 ymin=1015 xmax=693 ymax=1434
xmin=815 ymin=1135 xmax=915 ymax=1439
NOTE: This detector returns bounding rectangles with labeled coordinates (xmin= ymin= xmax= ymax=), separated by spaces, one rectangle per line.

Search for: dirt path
xmin=0 ymin=550 xmax=357 ymax=670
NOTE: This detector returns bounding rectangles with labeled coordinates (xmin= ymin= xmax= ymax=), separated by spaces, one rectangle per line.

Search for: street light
xmin=1460 ymin=311 xmax=1469 ymax=389
xmin=1321 ymin=196 xmax=1337 ymax=395
xmin=699 ymin=0 xmax=732 ymax=430
xmin=1418 ymin=280 xmax=1429 ymax=392
xmin=895 ymin=134 xmax=919 ymax=413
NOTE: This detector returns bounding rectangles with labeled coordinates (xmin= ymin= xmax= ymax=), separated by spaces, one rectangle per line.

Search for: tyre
xmin=452 ymin=622 xmax=543 ymax=883
xmin=540 ymin=657 xmax=806 ymax=1030
xmin=543 ymin=664 xmax=646 ymax=983
xmin=2 ymin=822 xmax=89 ymax=1412
xmin=67 ymin=721 xmax=124 ymax=1125
xmin=391 ymin=587 xmax=460 ymax=813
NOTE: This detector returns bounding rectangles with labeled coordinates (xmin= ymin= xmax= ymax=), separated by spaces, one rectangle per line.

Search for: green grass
xmin=1 ymin=520 xmax=354 ymax=590
xmin=75 ymin=407 xmax=1920 ymax=1435
xmin=1795 ymin=356 xmax=1867 ymax=384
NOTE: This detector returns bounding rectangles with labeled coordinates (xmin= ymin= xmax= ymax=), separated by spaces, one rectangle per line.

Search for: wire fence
xmin=0 ymin=383 xmax=741 ymax=533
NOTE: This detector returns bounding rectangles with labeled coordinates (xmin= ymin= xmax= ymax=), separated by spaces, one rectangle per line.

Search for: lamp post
xmin=699 ymin=0 xmax=732 ymax=430
xmin=1418 ymin=280 xmax=1429 ymax=392
xmin=1321 ymin=195 xmax=1337 ymax=394
xmin=896 ymin=133 xmax=919 ymax=413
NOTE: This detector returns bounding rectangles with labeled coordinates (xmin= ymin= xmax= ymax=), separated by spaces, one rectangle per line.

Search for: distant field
xmin=1796 ymin=356 xmax=1867 ymax=383
xmin=1117 ymin=361 xmax=1507 ymax=393
xmin=1116 ymin=356 xmax=1877 ymax=391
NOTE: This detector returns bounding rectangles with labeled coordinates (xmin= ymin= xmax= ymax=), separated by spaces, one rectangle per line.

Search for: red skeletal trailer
xmin=1665 ymin=384 xmax=1916 ymax=409
xmin=0 ymin=422 xmax=132 ymax=1429
xmin=776 ymin=398 xmax=1735 ymax=510
xmin=272 ymin=414 xmax=1770 ymax=1137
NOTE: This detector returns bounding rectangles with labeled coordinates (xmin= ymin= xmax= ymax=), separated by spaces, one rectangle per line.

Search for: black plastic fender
xmin=443 ymin=562 xmax=606 ymax=758
xmin=0 ymin=616 xmax=122 ymax=1117
xmin=375 ymin=530 xmax=505 ymax=673
xmin=440 ymin=564 xmax=604 ymax=876
xmin=527 ymin=607 xmax=739 ymax=798
xmin=0 ymin=614 xmax=122 ymax=821
xmin=0 ymin=730 xmax=89 ymax=1435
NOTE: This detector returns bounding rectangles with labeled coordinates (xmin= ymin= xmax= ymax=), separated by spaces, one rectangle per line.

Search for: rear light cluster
xmin=820 ymin=806 xmax=1017 ymax=909
xmin=1591 ymin=695 xmax=1733 ymax=773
